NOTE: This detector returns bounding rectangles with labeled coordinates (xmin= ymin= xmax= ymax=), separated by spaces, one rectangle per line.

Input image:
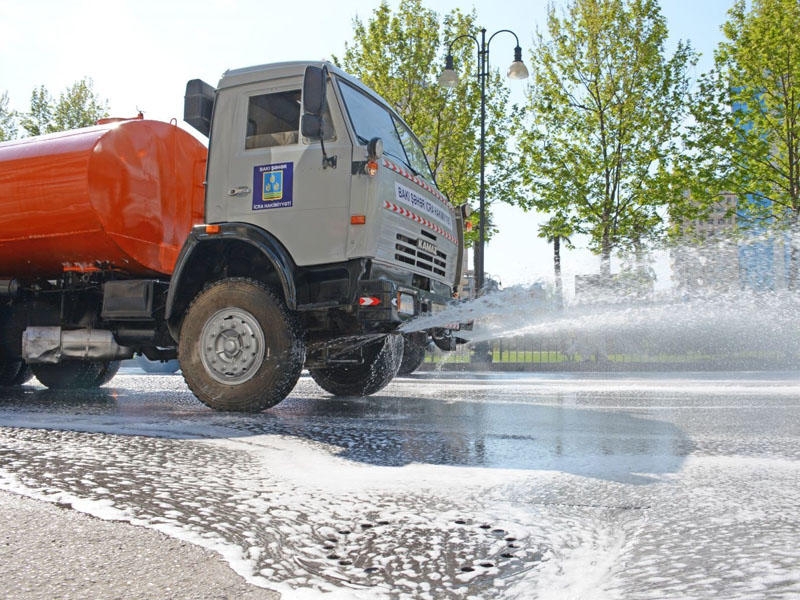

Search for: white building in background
xmin=672 ymin=192 xmax=789 ymax=293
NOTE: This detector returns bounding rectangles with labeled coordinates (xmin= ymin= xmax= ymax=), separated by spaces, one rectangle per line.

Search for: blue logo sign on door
xmin=253 ymin=162 xmax=293 ymax=210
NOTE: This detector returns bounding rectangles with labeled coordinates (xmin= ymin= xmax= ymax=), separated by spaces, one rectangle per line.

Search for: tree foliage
xmin=51 ymin=78 xmax=109 ymax=131
xmin=0 ymin=91 xmax=16 ymax=141
xmin=334 ymin=0 xmax=520 ymax=245
xmin=19 ymin=85 xmax=53 ymax=137
xmin=516 ymin=0 xmax=695 ymax=276
xmin=20 ymin=78 xmax=108 ymax=136
xmin=687 ymin=0 xmax=800 ymax=287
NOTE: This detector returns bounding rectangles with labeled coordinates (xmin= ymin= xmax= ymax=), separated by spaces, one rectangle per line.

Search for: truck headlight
xmin=396 ymin=292 xmax=415 ymax=316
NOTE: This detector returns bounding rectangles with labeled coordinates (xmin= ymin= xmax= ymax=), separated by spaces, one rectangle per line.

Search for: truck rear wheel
xmin=31 ymin=360 xmax=118 ymax=389
xmin=309 ymin=334 xmax=403 ymax=397
xmin=94 ymin=361 xmax=121 ymax=386
xmin=0 ymin=361 xmax=31 ymax=386
xmin=178 ymin=278 xmax=305 ymax=412
xmin=11 ymin=363 xmax=33 ymax=386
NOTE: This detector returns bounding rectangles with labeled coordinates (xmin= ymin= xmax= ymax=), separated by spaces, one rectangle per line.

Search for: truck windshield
xmin=338 ymin=81 xmax=434 ymax=181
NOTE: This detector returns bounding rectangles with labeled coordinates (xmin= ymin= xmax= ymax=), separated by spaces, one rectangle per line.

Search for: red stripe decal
xmin=383 ymin=200 xmax=457 ymax=244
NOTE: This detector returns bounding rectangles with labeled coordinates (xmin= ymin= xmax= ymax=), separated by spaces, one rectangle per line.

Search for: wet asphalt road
xmin=1 ymin=369 xmax=799 ymax=599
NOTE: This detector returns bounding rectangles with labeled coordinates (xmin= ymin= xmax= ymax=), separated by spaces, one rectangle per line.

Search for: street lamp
xmin=439 ymin=28 xmax=528 ymax=296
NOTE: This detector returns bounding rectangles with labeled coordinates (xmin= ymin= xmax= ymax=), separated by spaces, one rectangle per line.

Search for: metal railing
xmin=418 ymin=333 xmax=796 ymax=372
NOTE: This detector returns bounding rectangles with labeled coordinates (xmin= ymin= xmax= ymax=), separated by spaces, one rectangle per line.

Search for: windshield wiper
xmin=384 ymin=150 xmax=418 ymax=176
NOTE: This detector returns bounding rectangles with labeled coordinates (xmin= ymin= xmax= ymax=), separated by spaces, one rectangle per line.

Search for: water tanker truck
xmin=0 ymin=62 xmax=466 ymax=411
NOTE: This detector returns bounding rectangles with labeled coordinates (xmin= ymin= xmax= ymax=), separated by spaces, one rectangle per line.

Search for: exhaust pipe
xmin=22 ymin=327 xmax=134 ymax=364
xmin=0 ymin=280 xmax=19 ymax=297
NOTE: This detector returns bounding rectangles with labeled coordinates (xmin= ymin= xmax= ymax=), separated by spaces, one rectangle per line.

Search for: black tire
xmin=10 ymin=363 xmax=33 ymax=386
xmin=397 ymin=333 xmax=427 ymax=375
xmin=94 ymin=360 xmax=121 ymax=386
xmin=31 ymin=360 xmax=115 ymax=389
xmin=0 ymin=308 xmax=29 ymax=386
xmin=309 ymin=334 xmax=403 ymax=397
xmin=0 ymin=361 xmax=25 ymax=386
xmin=178 ymin=278 xmax=305 ymax=412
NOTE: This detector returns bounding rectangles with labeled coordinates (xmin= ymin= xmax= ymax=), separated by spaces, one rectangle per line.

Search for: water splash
xmin=400 ymin=285 xmax=800 ymax=361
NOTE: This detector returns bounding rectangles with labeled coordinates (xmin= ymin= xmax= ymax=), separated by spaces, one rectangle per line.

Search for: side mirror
xmin=302 ymin=65 xmax=336 ymax=168
xmin=367 ymin=137 xmax=384 ymax=161
xmin=301 ymin=66 xmax=327 ymax=140
xmin=301 ymin=114 xmax=324 ymax=139
xmin=184 ymin=79 xmax=215 ymax=137
xmin=303 ymin=66 xmax=327 ymax=114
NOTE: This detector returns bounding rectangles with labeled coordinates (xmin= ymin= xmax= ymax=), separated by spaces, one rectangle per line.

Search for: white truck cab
xmin=172 ymin=61 xmax=466 ymax=409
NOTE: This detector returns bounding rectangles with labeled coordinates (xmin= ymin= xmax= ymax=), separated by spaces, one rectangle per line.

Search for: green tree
xmin=538 ymin=213 xmax=578 ymax=308
xmin=334 ymin=0 xmax=519 ymax=246
xmin=20 ymin=78 xmax=108 ymax=136
xmin=0 ymin=91 xmax=16 ymax=141
xmin=687 ymin=0 xmax=800 ymax=288
xmin=20 ymin=85 xmax=53 ymax=137
xmin=517 ymin=0 xmax=695 ymax=277
xmin=51 ymin=78 xmax=109 ymax=131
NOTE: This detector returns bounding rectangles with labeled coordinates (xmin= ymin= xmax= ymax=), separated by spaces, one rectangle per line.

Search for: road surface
xmin=1 ymin=369 xmax=798 ymax=599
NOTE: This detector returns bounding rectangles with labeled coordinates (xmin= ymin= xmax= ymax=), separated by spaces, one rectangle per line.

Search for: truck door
xmin=211 ymin=79 xmax=351 ymax=267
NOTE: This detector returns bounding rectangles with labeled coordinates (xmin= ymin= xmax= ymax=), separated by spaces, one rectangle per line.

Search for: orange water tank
xmin=0 ymin=119 xmax=207 ymax=278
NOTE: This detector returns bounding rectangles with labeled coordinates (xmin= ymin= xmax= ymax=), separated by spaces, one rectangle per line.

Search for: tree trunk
xmin=553 ymin=236 xmax=563 ymax=308
xmin=600 ymin=229 xmax=612 ymax=278
xmin=789 ymin=211 xmax=800 ymax=291
xmin=790 ymin=228 xmax=799 ymax=291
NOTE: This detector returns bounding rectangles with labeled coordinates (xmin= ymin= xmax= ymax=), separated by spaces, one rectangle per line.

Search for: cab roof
xmin=218 ymin=61 xmax=357 ymax=90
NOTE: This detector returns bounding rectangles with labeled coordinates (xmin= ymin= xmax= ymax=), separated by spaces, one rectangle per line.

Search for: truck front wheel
xmin=397 ymin=333 xmax=427 ymax=375
xmin=178 ymin=278 xmax=305 ymax=412
xmin=309 ymin=334 xmax=403 ymax=397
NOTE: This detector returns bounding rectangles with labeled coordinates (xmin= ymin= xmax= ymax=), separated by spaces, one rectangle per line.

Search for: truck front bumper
xmin=356 ymin=279 xmax=450 ymax=330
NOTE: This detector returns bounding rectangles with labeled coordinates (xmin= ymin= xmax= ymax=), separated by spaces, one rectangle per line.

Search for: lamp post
xmin=439 ymin=28 xmax=528 ymax=297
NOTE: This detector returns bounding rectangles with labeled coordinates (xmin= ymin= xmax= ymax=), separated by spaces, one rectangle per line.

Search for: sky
xmin=0 ymin=0 xmax=735 ymax=292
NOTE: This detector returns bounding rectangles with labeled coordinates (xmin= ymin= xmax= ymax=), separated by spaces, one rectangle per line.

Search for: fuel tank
xmin=0 ymin=118 xmax=207 ymax=278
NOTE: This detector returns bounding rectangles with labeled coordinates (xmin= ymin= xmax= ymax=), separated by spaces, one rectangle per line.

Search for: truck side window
xmin=245 ymin=90 xmax=301 ymax=149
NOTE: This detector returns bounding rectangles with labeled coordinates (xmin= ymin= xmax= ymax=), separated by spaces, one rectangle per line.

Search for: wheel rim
xmin=199 ymin=307 xmax=266 ymax=385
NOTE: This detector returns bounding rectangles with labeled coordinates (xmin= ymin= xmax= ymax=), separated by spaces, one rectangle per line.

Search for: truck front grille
xmin=395 ymin=233 xmax=447 ymax=277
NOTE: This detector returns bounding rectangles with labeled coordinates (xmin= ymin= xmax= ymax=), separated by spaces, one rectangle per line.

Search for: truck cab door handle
xmin=227 ymin=186 xmax=251 ymax=197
